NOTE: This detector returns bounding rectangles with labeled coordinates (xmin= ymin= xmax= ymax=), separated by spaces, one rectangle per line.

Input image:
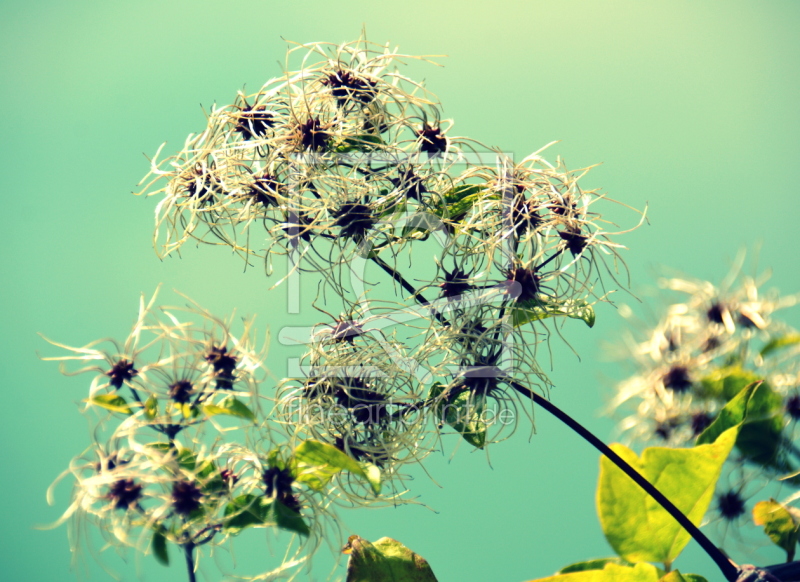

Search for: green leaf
xmin=86 ymin=393 xmax=131 ymax=415
xmin=223 ymin=494 xmax=269 ymax=535
xmin=292 ymin=440 xmax=381 ymax=494
xmin=761 ymin=334 xmax=800 ymax=357
xmin=269 ymin=499 xmax=310 ymax=536
xmin=697 ymin=367 xmax=763 ymax=402
xmin=658 ymin=572 xmax=709 ymax=582
xmin=331 ymin=134 xmax=384 ymax=153
xmin=435 ymin=388 xmax=486 ymax=449
xmin=525 ymin=562 xmax=661 ymax=582
xmin=512 ymin=297 xmax=595 ymax=328
xmin=558 ymin=558 xmax=631 ymax=573
xmin=144 ymin=395 xmax=158 ymax=419
xmin=696 ymin=382 xmax=761 ymax=445
xmin=431 ymin=184 xmax=488 ymax=221
xmin=152 ymin=528 xmax=169 ymax=566
xmin=345 ymin=536 xmax=438 ymax=582
xmin=753 ymin=499 xmax=800 ymax=561
xmin=202 ymin=397 xmax=255 ymax=422
xmin=597 ymin=428 xmax=738 ymax=564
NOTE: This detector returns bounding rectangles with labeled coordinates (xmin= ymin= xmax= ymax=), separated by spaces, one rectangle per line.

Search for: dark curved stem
xmin=508 ymin=380 xmax=740 ymax=582
xmin=369 ymin=254 xmax=449 ymax=327
xmin=183 ymin=542 xmax=197 ymax=582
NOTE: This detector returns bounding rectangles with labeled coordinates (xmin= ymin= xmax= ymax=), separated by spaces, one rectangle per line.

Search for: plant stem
xmin=508 ymin=380 xmax=740 ymax=582
xmin=184 ymin=543 xmax=197 ymax=582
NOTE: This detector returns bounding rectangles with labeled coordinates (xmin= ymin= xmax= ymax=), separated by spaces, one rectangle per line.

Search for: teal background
xmin=2 ymin=1 xmax=799 ymax=580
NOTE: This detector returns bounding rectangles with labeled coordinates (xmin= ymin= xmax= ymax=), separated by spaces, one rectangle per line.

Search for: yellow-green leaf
xmin=292 ymin=440 xmax=381 ymax=495
xmin=525 ymin=562 xmax=661 ymax=582
xmin=86 ymin=393 xmax=131 ymax=415
xmin=512 ymin=297 xmax=595 ymax=328
xmin=144 ymin=394 xmax=158 ymax=419
xmin=760 ymin=334 xmax=800 ymax=357
xmin=345 ymin=536 xmax=438 ymax=582
xmin=597 ymin=428 xmax=738 ymax=564
xmin=202 ymin=397 xmax=255 ymax=422
xmin=753 ymin=499 xmax=800 ymax=561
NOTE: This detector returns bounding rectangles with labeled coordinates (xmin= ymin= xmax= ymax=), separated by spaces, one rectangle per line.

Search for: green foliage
xmin=558 ymin=558 xmax=632 ymax=573
xmin=202 ymin=396 xmax=256 ymax=422
xmin=151 ymin=528 xmax=169 ymax=566
xmin=512 ymin=297 xmax=595 ymax=328
xmin=430 ymin=384 xmax=487 ymax=449
xmin=753 ymin=499 xmax=800 ymax=561
xmin=223 ymin=494 xmax=310 ymax=537
xmin=292 ymin=440 xmax=381 ymax=495
xmin=697 ymin=367 xmax=762 ymax=402
xmin=86 ymin=393 xmax=131 ymax=415
xmin=525 ymin=562 xmax=662 ymax=581
xmin=345 ymin=536 xmax=438 ymax=582
xmin=597 ymin=428 xmax=738 ymax=565
xmin=760 ymin=334 xmax=800 ymax=357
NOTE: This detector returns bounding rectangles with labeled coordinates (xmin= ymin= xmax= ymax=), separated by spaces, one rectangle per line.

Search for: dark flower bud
xmin=333 ymin=203 xmax=375 ymax=241
xmin=438 ymin=268 xmax=473 ymax=300
xmin=263 ymin=467 xmax=301 ymax=513
xmin=235 ymin=104 xmax=275 ymax=139
xmin=296 ymin=117 xmax=330 ymax=151
xmin=504 ymin=267 xmax=541 ymax=303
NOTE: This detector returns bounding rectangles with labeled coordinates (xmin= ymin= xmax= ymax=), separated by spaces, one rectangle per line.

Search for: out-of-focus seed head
xmin=107 ymin=478 xmax=143 ymax=510
xmin=717 ymin=489 xmax=746 ymax=521
xmin=168 ymin=380 xmax=194 ymax=404
xmin=662 ymin=365 xmax=692 ymax=393
xmin=206 ymin=345 xmax=237 ymax=390
xmin=786 ymin=394 xmax=800 ymax=420
xmin=171 ymin=480 xmax=203 ymax=516
xmin=263 ymin=466 xmax=301 ymax=513
xmin=691 ymin=411 xmax=714 ymax=435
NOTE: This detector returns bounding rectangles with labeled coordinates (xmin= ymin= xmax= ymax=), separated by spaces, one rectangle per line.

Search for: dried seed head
xmin=559 ymin=228 xmax=588 ymax=256
xmin=107 ymin=359 xmax=137 ymax=389
xmin=416 ymin=123 xmax=447 ymax=157
xmin=168 ymin=380 xmax=194 ymax=404
xmin=504 ymin=266 xmax=541 ymax=303
xmin=786 ymin=394 xmax=800 ymax=420
xmin=662 ymin=365 xmax=692 ymax=393
xmin=390 ymin=166 xmax=427 ymax=201
xmin=438 ymin=268 xmax=473 ymax=300
xmin=510 ymin=192 xmax=542 ymax=237
xmin=329 ymin=319 xmax=365 ymax=343
xmin=263 ymin=466 xmax=301 ymax=513
xmin=321 ymin=69 xmax=377 ymax=105
xmin=235 ymin=104 xmax=275 ymax=139
xmin=691 ymin=411 xmax=713 ymax=435
xmin=706 ymin=301 xmax=727 ymax=325
xmin=107 ymin=478 xmax=143 ymax=510
xmin=171 ymin=480 xmax=203 ymax=516
xmin=296 ymin=117 xmax=330 ymax=151
xmin=717 ymin=489 xmax=746 ymax=521
xmin=333 ymin=378 xmax=389 ymax=426
xmin=333 ymin=203 xmax=376 ymax=241
xmin=205 ymin=346 xmax=237 ymax=390
xmin=248 ymin=172 xmax=282 ymax=207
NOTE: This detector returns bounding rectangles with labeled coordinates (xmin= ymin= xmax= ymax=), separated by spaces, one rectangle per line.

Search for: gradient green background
xmin=3 ymin=1 xmax=799 ymax=580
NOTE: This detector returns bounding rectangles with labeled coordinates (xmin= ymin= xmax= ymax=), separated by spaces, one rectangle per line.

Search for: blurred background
xmin=2 ymin=0 xmax=799 ymax=580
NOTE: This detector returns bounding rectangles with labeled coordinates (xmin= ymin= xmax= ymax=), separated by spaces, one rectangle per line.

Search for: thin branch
xmin=508 ymin=380 xmax=740 ymax=582
xmin=183 ymin=543 xmax=197 ymax=582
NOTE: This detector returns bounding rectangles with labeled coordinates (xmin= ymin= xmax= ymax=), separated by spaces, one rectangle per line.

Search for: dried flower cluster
xmin=49 ymin=37 xmax=642 ymax=581
xmin=610 ymin=255 xmax=800 ymax=548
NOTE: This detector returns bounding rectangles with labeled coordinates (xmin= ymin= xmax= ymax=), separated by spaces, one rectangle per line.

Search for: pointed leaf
xmin=436 ymin=389 xmax=486 ymax=449
xmin=86 ymin=393 xmax=131 ymax=415
xmin=202 ymin=397 xmax=255 ymax=422
xmin=144 ymin=394 xmax=158 ymax=419
xmin=152 ymin=528 xmax=169 ymax=566
xmin=696 ymin=382 xmax=761 ymax=445
xmin=292 ymin=440 xmax=380 ymax=494
xmin=753 ymin=499 xmax=800 ymax=560
xmin=598 ymin=428 xmax=738 ymax=564
xmin=268 ymin=499 xmax=310 ymax=537
xmin=512 ymin=297 xmax=595 ymax=328
xmin=345 ymin=536 xmax=438 ymax=582
xmin=525 ymin=562 xmax=661 ymax=582
xmin=558 ymin=558 xmax=631 ymax=574
xmin=761 ymin=334 xmax=800 ymax=357
xmin=697 ymin=367 xmax=762 ymax=402
xmin=223 ymin=494 xmax=268 ymax=535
